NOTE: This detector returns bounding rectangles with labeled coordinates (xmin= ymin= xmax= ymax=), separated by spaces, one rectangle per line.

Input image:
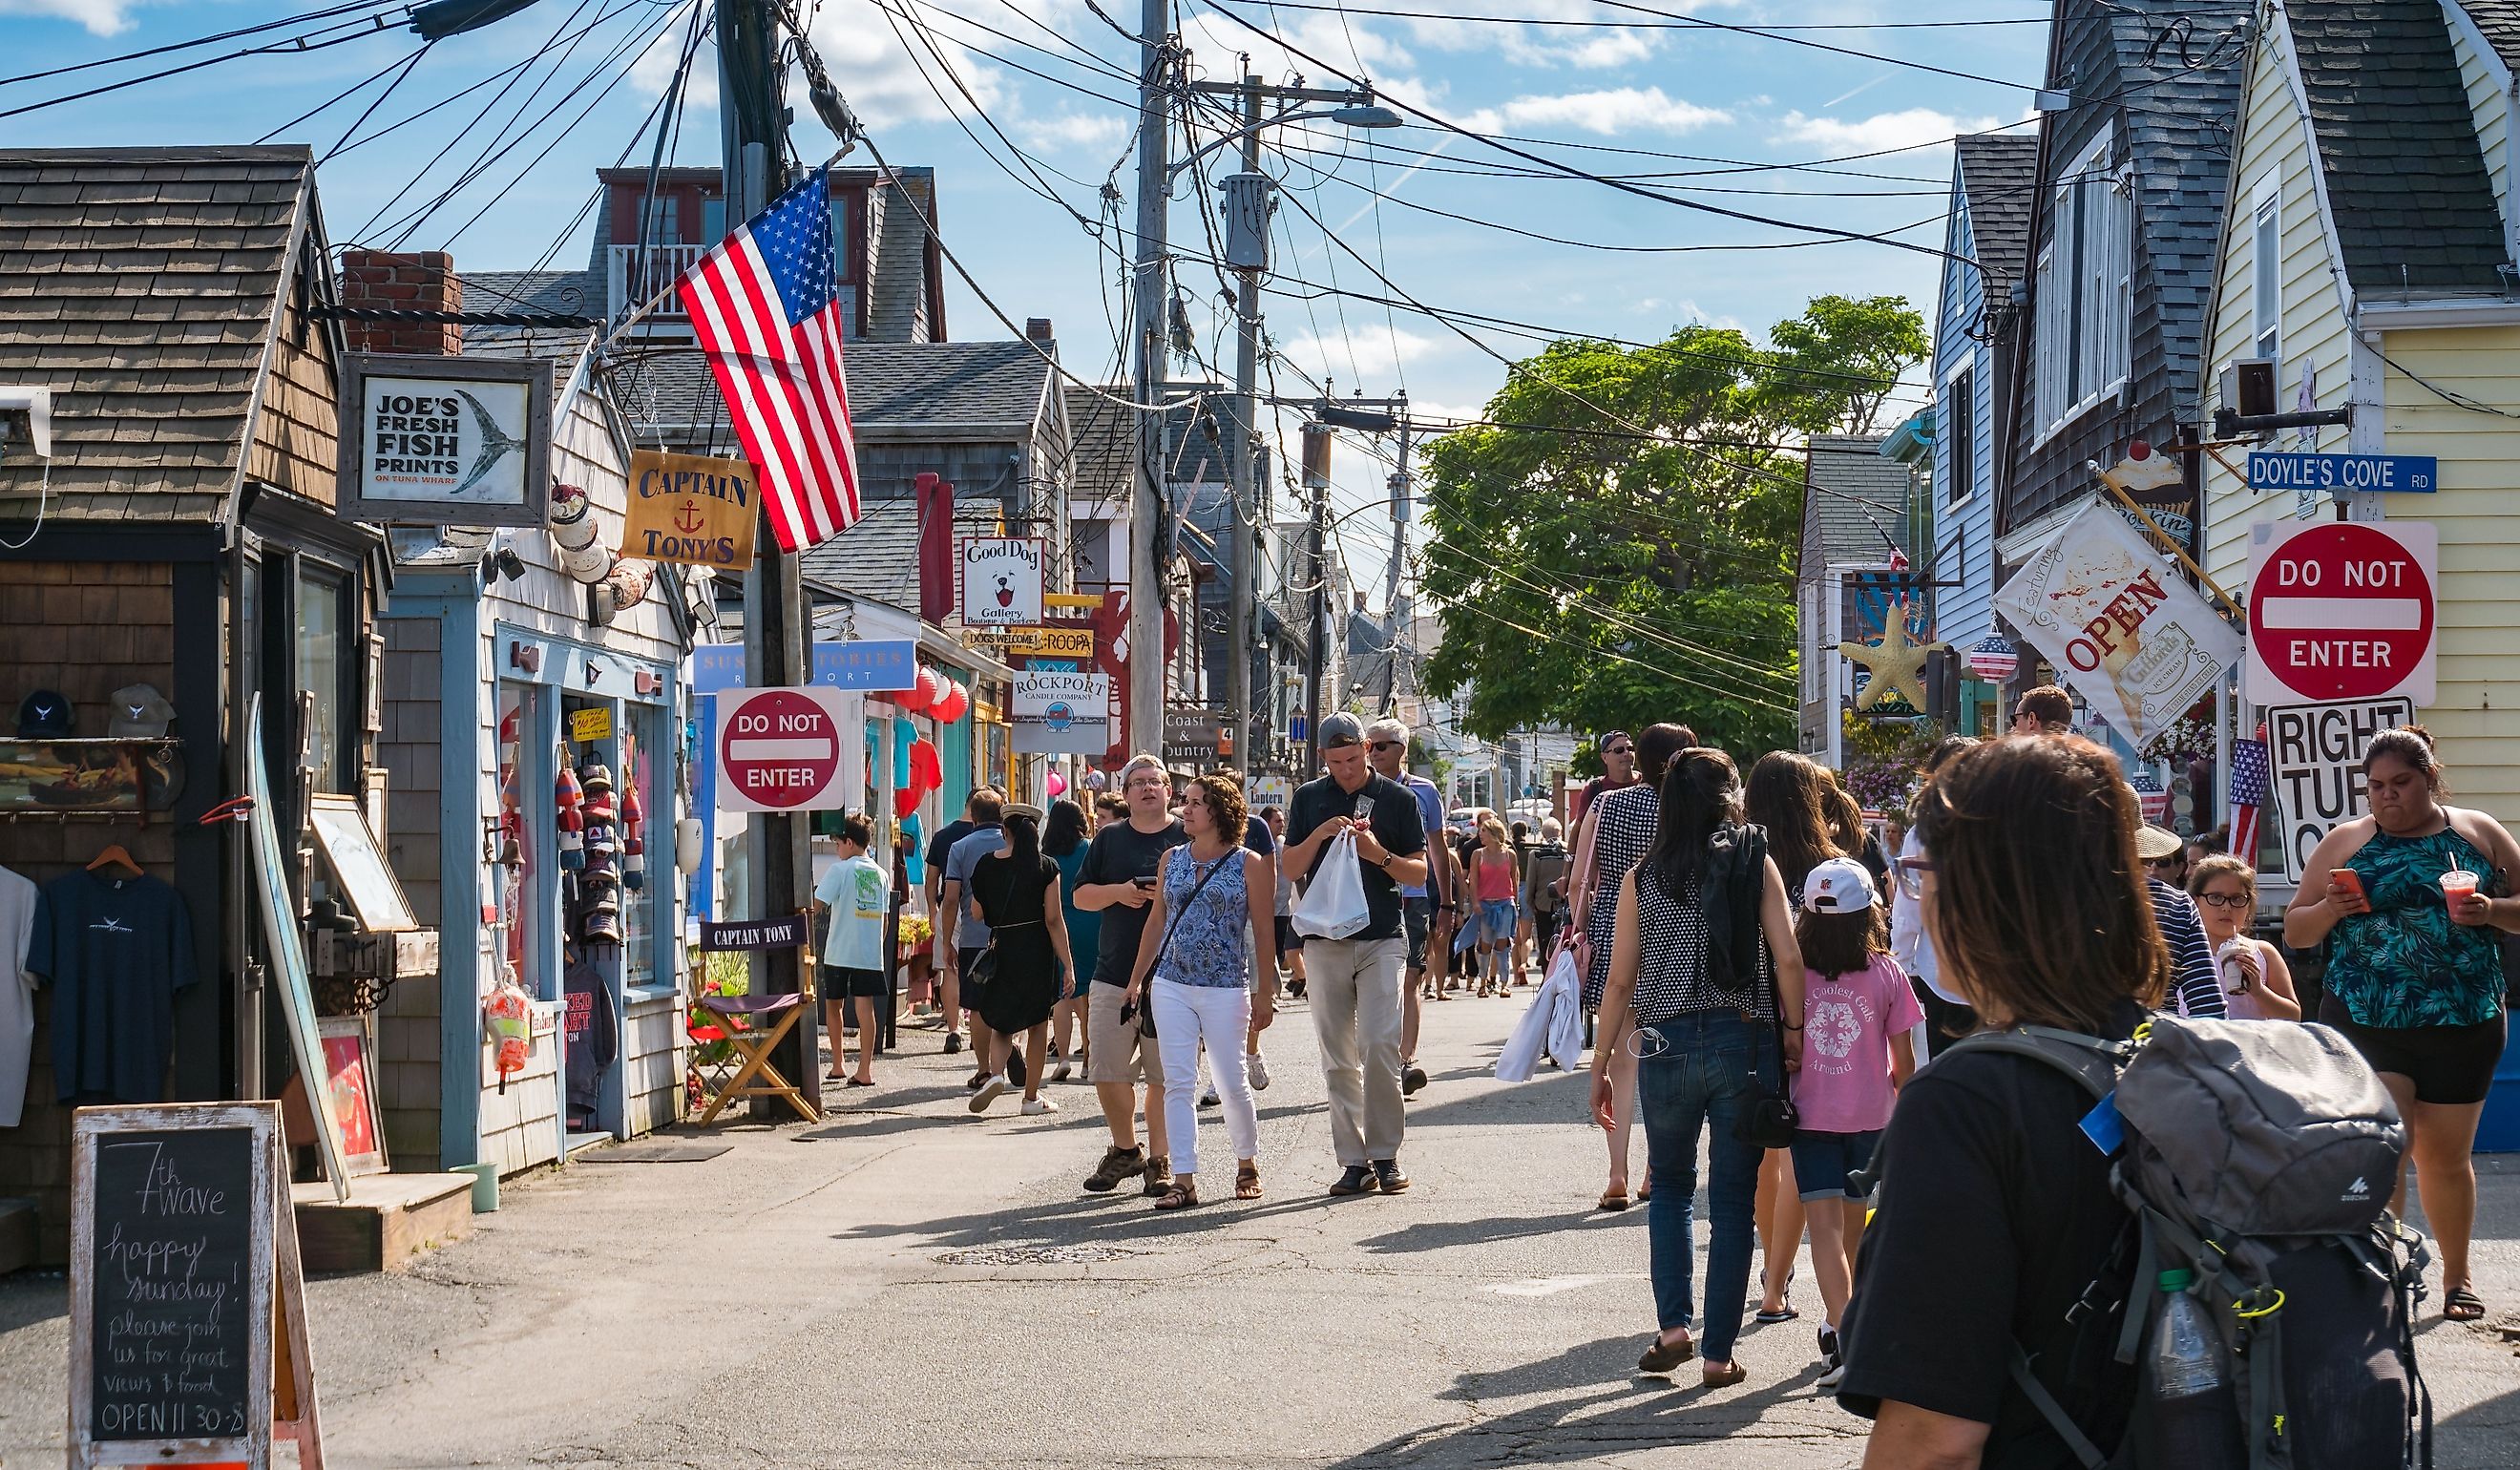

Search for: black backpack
xmin=1939 ymin=1016 xmax=2432 ymax=1470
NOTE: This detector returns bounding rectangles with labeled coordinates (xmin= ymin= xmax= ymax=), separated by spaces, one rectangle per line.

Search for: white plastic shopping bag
xmin=1292 ymin=830 xmax=1372 ymax=939
xmin=1497 ymin=943 xmax=1582 ymax=1082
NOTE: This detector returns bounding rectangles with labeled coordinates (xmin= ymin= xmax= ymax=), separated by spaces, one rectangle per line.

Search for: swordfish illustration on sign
xmin=453 ymin=389 xmax=528 ymax=497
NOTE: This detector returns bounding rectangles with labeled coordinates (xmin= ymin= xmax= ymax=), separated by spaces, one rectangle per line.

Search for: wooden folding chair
xmin=692 ymin=988 xmax=822 ymax=1124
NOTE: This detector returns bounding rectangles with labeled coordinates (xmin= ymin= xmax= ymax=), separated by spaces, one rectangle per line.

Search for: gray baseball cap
xmin=1318 ymin=711 xmax=1365 ymax=748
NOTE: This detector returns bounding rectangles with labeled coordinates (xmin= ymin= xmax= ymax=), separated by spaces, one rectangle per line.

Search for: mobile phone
xmin=1132 ymin=874 xmax=1157 ymax=889
xmin=2329 ymin=869 xmax=2366 ymax=902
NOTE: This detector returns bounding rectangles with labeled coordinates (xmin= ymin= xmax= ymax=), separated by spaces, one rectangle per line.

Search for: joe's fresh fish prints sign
xmin=339 ymin=354 xmax=551 ymax=528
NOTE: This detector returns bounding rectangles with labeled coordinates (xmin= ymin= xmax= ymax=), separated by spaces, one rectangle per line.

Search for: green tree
xmin=1418 ymin=296 xmax=1928 ymax=756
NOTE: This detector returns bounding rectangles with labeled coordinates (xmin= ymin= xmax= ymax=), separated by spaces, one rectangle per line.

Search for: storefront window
xmin=622 ymin=705 xmax=660 ymax=991
xmin=299 ymin=568 xmax=348 ymax=791
xmin=498 ymin=683 xmax=541 ymax=993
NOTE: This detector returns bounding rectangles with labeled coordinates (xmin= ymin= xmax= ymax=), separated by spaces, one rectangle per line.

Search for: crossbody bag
xmin=1132 ymin=848 xmax=1236 ymax=1039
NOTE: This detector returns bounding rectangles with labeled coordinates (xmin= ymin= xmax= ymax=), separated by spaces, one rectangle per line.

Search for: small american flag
xmin=2228 ymin=724 xmax=2272 ymax=863
xmin=678 ymin=170 xmax=861 ymax=550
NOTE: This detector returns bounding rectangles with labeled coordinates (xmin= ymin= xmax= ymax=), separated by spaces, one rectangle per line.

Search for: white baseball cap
xmin=1801 ymin=856 xmax=1880 ymax=914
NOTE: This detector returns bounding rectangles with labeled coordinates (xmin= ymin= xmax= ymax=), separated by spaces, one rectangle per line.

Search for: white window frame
xmin=2032 ymin=128 xmax=2132 ymax=441
xmin=2251 ymin=176 xmax=2281 ymax=365
xmin=1942 ymin=360 xmax=1977 ymax=511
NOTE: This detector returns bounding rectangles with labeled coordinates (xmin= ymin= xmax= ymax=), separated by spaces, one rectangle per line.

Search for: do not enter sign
xmin=2245 ymin=519 xmax=2436 ymax=705
xmin=717 ymin=685 xmax=853 ymax=812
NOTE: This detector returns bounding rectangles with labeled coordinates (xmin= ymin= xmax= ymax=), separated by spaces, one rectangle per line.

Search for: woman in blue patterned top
xmin=2287 ymin=727 xmax=2520 ymax=1323
xmin=1124 ymin=771 xmax=1277 ymax=1209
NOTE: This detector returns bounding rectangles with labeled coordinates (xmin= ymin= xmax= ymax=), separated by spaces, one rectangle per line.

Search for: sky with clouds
xmin=5 ymin=0 xmax=2050 ymax=595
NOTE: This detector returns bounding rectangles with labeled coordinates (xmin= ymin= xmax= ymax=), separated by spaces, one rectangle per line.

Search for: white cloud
xmin=1278 ymin=324 xmax=1445 ymax=385
xmin=0 ymin=0 xmax=137 ymax=34
xmin=1464 ymin=87 xmax=1730 ymax=137
xmin=1017 ymin=110 xmax=1127 ymax=152
xmin=1774 ymin=107 xmax=2000 ymax=157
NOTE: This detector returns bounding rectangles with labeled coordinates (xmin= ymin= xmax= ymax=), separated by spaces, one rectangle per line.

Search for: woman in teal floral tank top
xmin=2287 ymin=728 xmax=2520 ymax=1324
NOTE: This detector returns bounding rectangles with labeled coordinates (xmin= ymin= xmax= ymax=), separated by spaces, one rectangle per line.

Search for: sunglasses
xmin=1605 ymin=745 xmax=1634 ymax=756
xmin=2144 ymin=855 xmax=2182 ymax=870
xmin=1889 ymin=854 xmax=1934 ymax=899
xmin=1369 ymin=740 xmax=1404 ymax=752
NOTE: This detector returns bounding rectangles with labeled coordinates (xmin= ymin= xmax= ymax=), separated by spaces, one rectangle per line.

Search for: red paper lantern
xmin=934 ymin=680 xmax=970 ymax=724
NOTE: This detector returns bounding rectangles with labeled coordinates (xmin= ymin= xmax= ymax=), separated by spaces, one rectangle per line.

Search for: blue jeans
xmin=1635 ymin=1010 xmax=1776 ymax=1362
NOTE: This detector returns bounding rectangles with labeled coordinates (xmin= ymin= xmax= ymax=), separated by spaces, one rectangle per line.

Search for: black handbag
xmin=1732 ymin=871 xmax=1799 ymax=1151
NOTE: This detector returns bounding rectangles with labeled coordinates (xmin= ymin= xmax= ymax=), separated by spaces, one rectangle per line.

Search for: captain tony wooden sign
xmin=623 ymin=450 xmax=761 ymax=571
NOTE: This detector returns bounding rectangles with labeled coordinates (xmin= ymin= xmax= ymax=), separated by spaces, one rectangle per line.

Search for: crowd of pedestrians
xmin=811 ymin=684 xmax=2511 ymax=1463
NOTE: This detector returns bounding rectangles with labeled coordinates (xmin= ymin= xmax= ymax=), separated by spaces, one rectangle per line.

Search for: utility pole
xmin=1126 ymin=0 xmax=1172 ymax=771
xmin=721 ymin=0 xmax=814 ymax=1115
xmin=1301 ymin=423 xmax=1331 ymax=774
xmin=1221 ymin=69 xmax=1264 ymax=774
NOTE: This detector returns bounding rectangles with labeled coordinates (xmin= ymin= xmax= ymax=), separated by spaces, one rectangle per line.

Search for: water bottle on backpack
xmin=2139 ymin=1269 xmax=2244 ymax=1468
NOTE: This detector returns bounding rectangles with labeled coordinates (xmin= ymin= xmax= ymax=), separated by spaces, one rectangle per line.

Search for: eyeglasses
xmin=1368 ymin=740 xmax=1403 ymax=751
xmin=2196 ymin=891 xmax=2253 ymax=911
xmin=1124 ymin=775 xmax=1167 ymax=790
xmin=1891 ymin=855 xmax=1933 ymax=900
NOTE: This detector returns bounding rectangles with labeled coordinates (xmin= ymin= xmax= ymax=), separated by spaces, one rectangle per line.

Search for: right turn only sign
xmin=2245 ymin=519 xmax=2436 ymax=705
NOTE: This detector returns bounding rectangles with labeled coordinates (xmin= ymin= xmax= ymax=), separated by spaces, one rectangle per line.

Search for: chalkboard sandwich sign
xmin=68 ymin=1102 xmax=324 ymax=1470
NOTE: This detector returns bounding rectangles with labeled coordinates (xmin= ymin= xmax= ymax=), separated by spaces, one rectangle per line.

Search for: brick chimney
xmin=1025 ymin=317 xmax=1054 ymax=343
xmin=338 ymin=249 xmax=463 ymax=356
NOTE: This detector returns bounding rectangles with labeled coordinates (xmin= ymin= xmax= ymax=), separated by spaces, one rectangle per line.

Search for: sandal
xmin=1235 ymin=1164 xmax=1262 ymax=1200
xmin=1754 ymin=1305 xmax=1799 ymax=1325
xmin=1154 ymin=1182 xmax=1202 ymax=1210
xmin=2444 ymin=1284 xmax=2486 ymax=1321
xmin=1598 ymin=1186 xmax=1631 ymax=1212
xmin=1636 ymin=1334 xmax=1695 ymax=1374
xmin=1701 ymin=1361 xmax=1748 ymax=1389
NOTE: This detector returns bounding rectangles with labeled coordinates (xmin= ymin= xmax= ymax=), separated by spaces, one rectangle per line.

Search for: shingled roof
xmin=795 ymin=494 xmax=1002 ymax=610
xmin=1062 ymin=384 xmax=1134 ymax=502
xmin=604 ymin=338 xmax=1057 ymax=440
xmin=1955 ymin=135 xmax=2040 ymax=298
xmin=1799 ymin=434 xmax=1911 ymax=575
xmin=2454 ymin=0 xmax=2520 ymax=72
xmin=0 ymin=146 xmax=323 ymax=523
xmin=2286 ymin=0 xmax=2511 ymax=297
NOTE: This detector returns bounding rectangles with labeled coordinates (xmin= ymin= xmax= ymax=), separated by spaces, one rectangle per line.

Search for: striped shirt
xmin=2150 ymin=878 xmax=2226 ymax=1021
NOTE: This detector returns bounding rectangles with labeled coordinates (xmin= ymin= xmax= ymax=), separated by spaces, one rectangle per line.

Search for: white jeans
xmin=1153 ymin=978 xmax=1257 ymax=1178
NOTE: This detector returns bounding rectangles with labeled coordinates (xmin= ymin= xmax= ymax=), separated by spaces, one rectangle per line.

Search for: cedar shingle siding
xmin=0 ymin=146 xmax=328 ymax=521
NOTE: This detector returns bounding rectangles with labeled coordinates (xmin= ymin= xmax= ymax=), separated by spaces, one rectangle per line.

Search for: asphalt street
xmin=1 ymin=990 xmax=2513 ymax=1468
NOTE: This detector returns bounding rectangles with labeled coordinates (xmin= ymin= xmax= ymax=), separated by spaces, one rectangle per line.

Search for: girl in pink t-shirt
xmin=1788 ymin=857 xmax=1921 ymax=1389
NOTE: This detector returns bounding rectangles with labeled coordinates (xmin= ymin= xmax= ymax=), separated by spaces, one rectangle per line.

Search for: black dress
xmin=970 ymin=852 xmax=1061 ymax=1036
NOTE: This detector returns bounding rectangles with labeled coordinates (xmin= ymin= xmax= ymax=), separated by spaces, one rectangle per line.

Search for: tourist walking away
xmin=812 ymin=814 xmax=891 ymax=1089
xmin=1784 ymin=857 xmax=1919 ymax=1391
xmin=2188 ymin=855 xmax=2299 ymax=1021
xmin=2287 ymin=726 xmax=2520 ymax=1322
xmin=1570 ymin=723 xmax=1693 ymax=1212
xmin=1744 ymin=749 xmax=1849 ymax=1322
xmin=1367 ymin=717 xmax=1448 ymax=1093
xmin=1123 ymin=772 xmax=1276 ymax=1208
xmin=2139 ymin=823 xmax=2226 ymax=1019
xmin=1468 ymin=815 xmax=1518 ymax=996
xmin=1263 ymin=806 xmax=1306 ymax=999
xmin=1591 ymin=746 xmax=1804 ymax=1388
xmin=1521 ymin=817 xmax=1570 ymax=961
xmin=1282 ymin=712 xmax=1430 ymax=1196
xmin=939 ymin=792 xmax=1010 ymax=1081
xmin=1072 ymin=755 xmax=1187 ymax=1195
xmin=1044 ymin=798 xmax=1098 ymax=1081
xmin=965 ymin=804 xmax=1072 ymax=1116
xmin=1889 ymin=737 xmax=1976 ymax=1058
xmin=923 ymin=788 xmax=995 ymax=1054
xmin=1837 ymin=735 xmax=2169 ymax=1464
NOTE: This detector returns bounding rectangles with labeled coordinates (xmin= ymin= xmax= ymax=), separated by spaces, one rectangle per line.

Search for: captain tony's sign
xmin=339 ymin=355 xmax=552 ymax=528
xmin=623 ymin=450 xmax=760 ymax=571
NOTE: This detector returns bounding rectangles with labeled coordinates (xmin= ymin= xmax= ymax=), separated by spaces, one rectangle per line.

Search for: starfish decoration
xmin=1839 ymin=597 xmax=1947 ymax=712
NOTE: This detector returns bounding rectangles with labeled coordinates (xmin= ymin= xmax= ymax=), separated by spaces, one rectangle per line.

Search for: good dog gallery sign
xmin=621 ymin=450 xmax=760 ymax=571
xmin=338 ymin=354 xmax=551 ymax=528
xmin=959 ymin=536 xmax=1045 ymax=625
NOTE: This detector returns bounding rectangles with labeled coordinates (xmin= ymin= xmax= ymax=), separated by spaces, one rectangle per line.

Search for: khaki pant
xmin=1305 ymin=935 xmax=1409 ymax=1166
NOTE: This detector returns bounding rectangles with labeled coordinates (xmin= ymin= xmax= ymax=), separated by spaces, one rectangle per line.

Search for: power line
xmin=0 ymin=0 xmax=406 ymax=88
xmin=0 ymin=10 xmax=403 ymax=121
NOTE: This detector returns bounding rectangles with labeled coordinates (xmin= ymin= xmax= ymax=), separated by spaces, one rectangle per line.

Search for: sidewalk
xmin=0 ymin=993 xmax=2510 ymax=1467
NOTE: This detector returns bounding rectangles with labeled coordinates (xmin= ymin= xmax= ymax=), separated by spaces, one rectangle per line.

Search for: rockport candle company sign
xmin=338 ymin=354 xmax=552 ymax=528
xmin=622 ymin=449 xmax=760 ymax=571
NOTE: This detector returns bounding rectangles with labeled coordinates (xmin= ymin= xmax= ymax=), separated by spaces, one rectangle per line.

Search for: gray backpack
xmin=1941 ymin=1015 xmax=2432 ymax=1470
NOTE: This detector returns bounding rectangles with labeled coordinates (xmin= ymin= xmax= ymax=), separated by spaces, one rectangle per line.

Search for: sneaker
xmin=969 ymin=1074 xmax=1010 ymax=1113
xmin=943 ymin=1032 xmax=963 ymax=1055
xmin=1247 ymin=1051 xmax=1270 ymax=1090
xmin=1329 ymin=1165 xmax=1377 ymax=1196
xmin=1199 ymin=1083 xmax=1221 ymax=1108
xmin=1816 ymin=1326 xmax=1845 ymax=1390
xmin=1050 ymin=1058 xmax=1073 ymax=1082
xmin=1143 ymin=1159 xmax=1175 ymax=1197
xmin=1021 ymin=1096 xmax=1060 ymax=1116
xmin=1084 ymin=1144 xmax=1147 ymax=1193
xmin=1401 ymin=1062 xmax=1429 ymax=1096
xmin=1372 ymin=1160 xmax=1410 ymax=1194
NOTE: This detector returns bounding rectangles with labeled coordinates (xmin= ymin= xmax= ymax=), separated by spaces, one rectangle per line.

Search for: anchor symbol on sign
xmin=674 ymin=500 xmax=707 ymax=534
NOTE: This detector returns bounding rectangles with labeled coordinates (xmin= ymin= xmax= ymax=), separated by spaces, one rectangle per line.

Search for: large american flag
xmin=2228 ymin=724 xmax=2271 ymax=864
xmin=678 ymin=171 xmax=861 ymax=550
